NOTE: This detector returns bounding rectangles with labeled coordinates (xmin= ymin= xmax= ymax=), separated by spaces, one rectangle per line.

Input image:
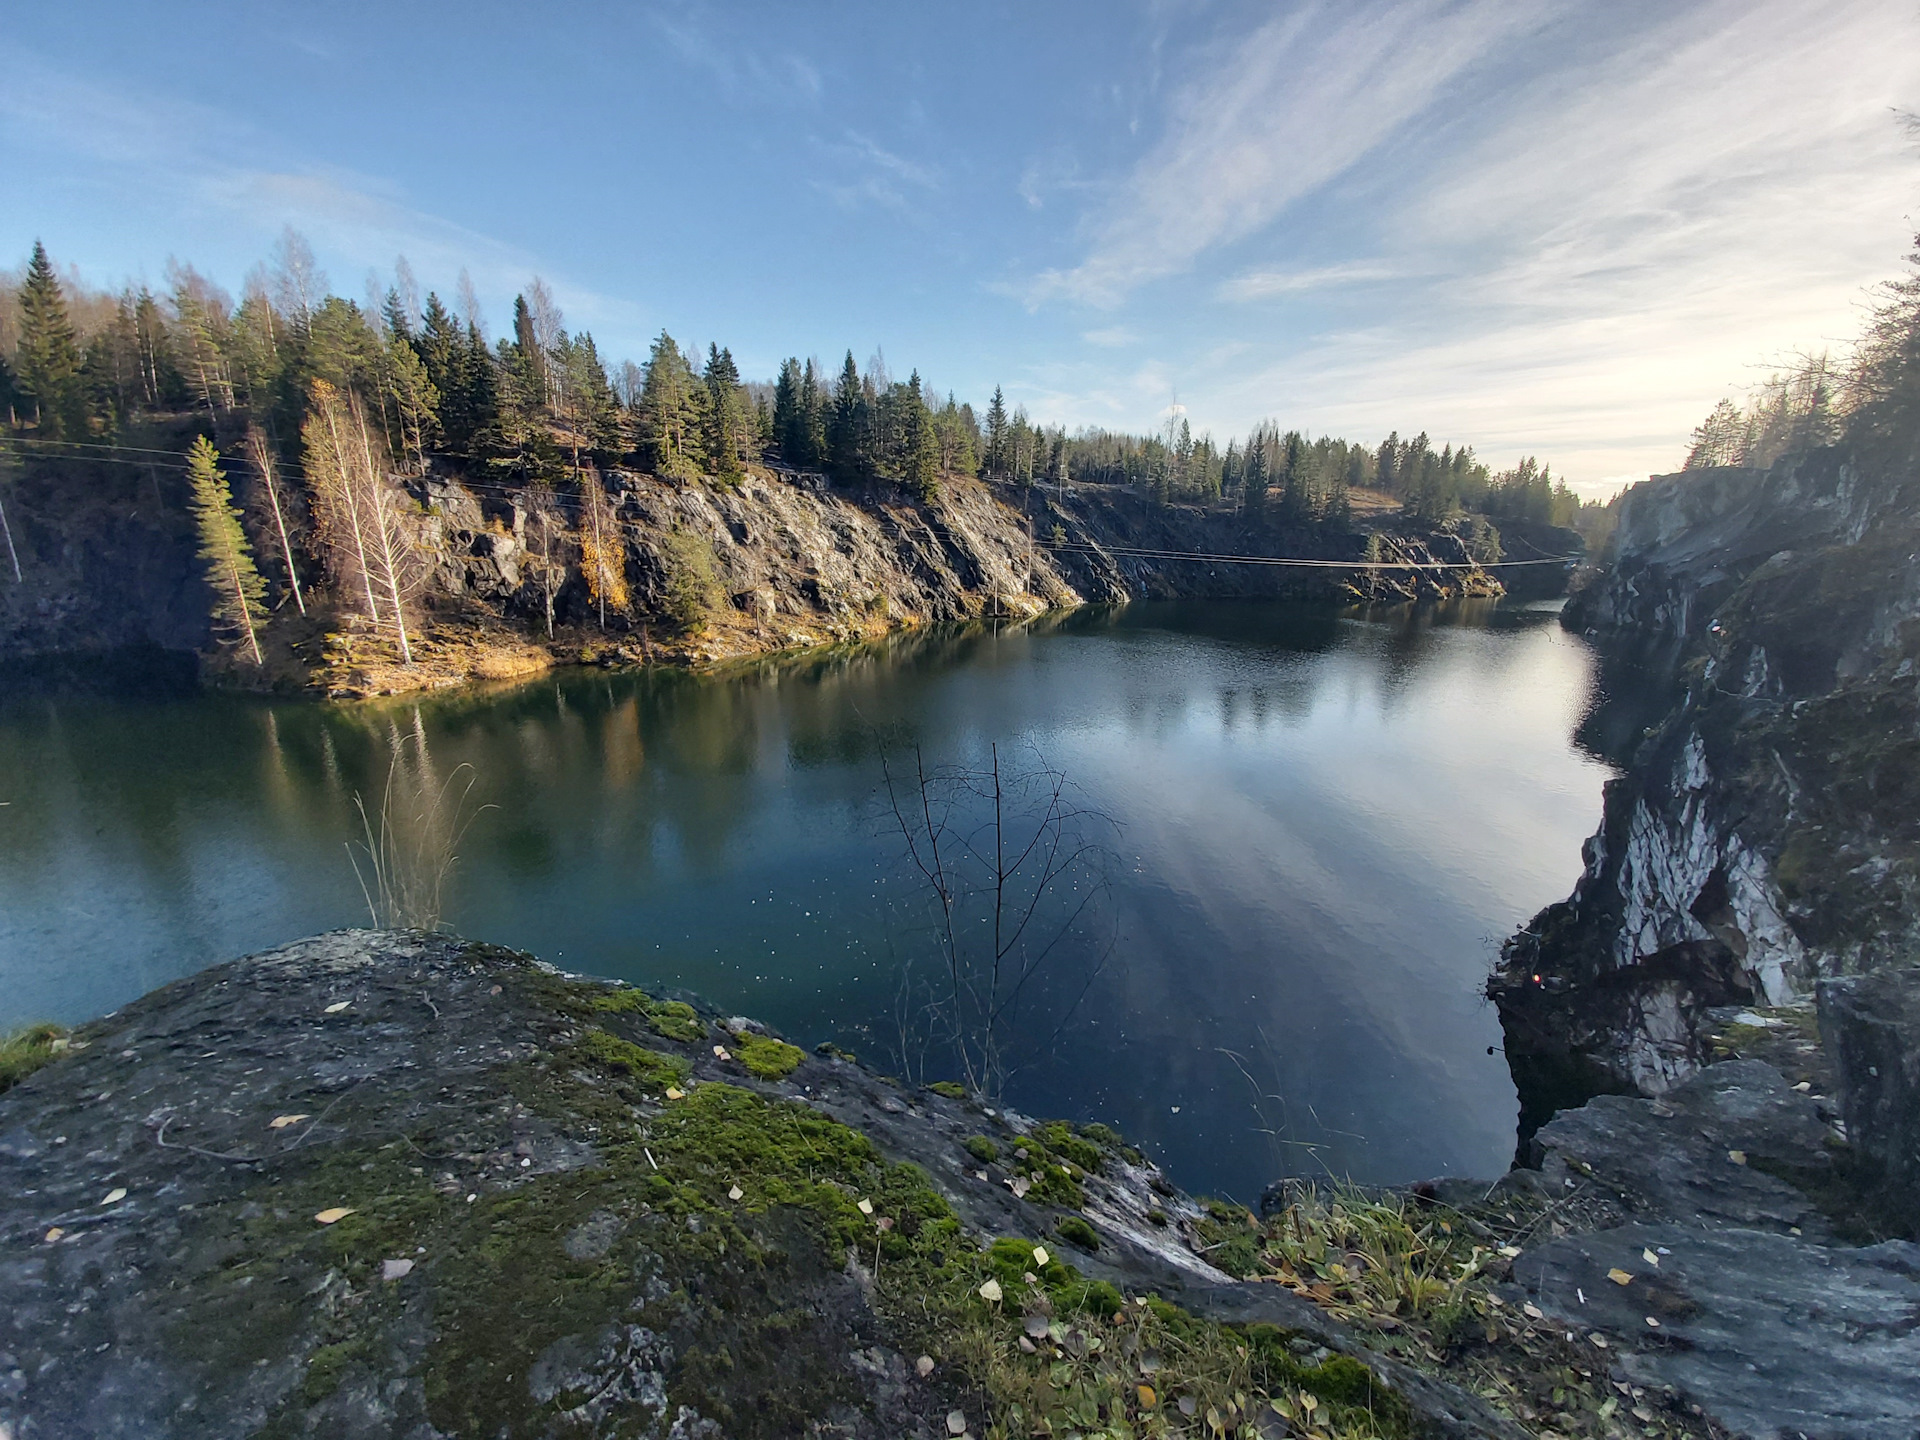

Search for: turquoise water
xmin=0 ymin=600 xmax=1611 ymax=1200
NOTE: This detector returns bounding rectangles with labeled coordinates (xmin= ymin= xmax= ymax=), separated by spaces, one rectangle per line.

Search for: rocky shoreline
xmin=0 ymin=438 xmax=1528 ymax=700
xmin=6 ymin=930 xmax=1916 ymax=1439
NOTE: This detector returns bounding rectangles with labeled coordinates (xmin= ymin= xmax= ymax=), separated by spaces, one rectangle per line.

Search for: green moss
xmin=575 ymin=1029 xmax=690 ymax=1090
xmin=734 ymin=1033 xmax=805 ymax=1081
xmin=300 ymin=1338 xmax=367 ymax=1404
xmin=586 ymin=983 xmax=707 ymax=1042
xmin=927 ymin=1080 xmax=968 ymax=1099
xmin=1055 ymin=1215 xmax=1099 ymax=1252
xmin=646 ymin=999 xmax=706 ymax=1043
xmin=964 ymin=1135 xmax=1000 ymax=1164
xmin=1034 ymin=1121 xmax=1104 ymax=1173
xmin=0 ymin=1022 xmax=67 ymax=1093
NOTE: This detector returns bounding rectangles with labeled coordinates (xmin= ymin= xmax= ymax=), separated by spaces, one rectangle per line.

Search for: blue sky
xmin=4 ymin=0 xmax=1917 ymax=492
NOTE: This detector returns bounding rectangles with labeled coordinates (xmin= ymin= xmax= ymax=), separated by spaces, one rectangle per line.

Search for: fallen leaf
xmin=713 ymin=1045 xmax=732 ymax=1060
xmin=1607 ymin=1268 xmax=1633 ymax=1286
xmin=946 ymin=1410 xmax=968 ymax=1436
xmin=1017 ymin=1335 xmax=1036 ymax=1353
xmin=664 ymin=1087 xmax=686 ymax=1100
xmin=1642 ymin=1248 xmax=1660 ymax=1267
xmin=857 ymin=1198 xmax=874 ymax=1215
xmin=978 ymin=1278 xmax=1002 ymax=1303
xmin=1498 ymin=1244 xmax=1522 ymax=1258
xmin=324 ymin=1001 xmax=350 ymax=1014
xmin=382 ymin=1258 xmax=414 ymax=1281
xmin=101 ymin=1188 xmax=127 ymax=1206
xmin=314 ymin=1207 xmax=355 ymax=1225
xmin=1024 ymin=1314 xmax=1050 ymax=1338
xmin=1645 ymin=1316 xmax=1662 ymax=1328
xmin=1793 ymin=1081 xmax=1811 ymax=1092
xmin=1727 ymin=1149 xmax=1747 ymax=1166
xmin=43 ymin=1228 xmax=64 ymax=1244
xmin=916 ymin=1355 xmax=935 ymax=1378
xmin=1523 ymin=1303 xmax=1544 ymax=1320
xmin=1590 ymin=1332 xmax=1610 ymax=1348
xmin=728 ymin=1185 xmax=744 ymax=1201
xmin=1009 ymin=1177 xmax=1031 ymax=1199
xmin=1178 ymin=1395 xmax=1197 ymax=1417
xmin=1030 ymin=1245 xmax=1050 ymax=1267
xmin=876 ymin=1216 xmax=893 ymax=1231
xmin=1633 ymin=1406 xmax=1656 ymax=1422
xmin=1205 ymin=1405 xmax=1223 ymax=1432
xmin=1137 ymin=1384 xmax=1157 ymax=1409
xmin=268 ymin=1114 xmax=309 ymax=1130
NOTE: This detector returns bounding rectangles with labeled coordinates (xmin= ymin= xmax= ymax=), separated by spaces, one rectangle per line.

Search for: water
xmin=0 ymin=600 xmax=1612 ymax=1201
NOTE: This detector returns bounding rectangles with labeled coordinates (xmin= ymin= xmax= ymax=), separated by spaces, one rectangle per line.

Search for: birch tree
xmin=577 ymin=474 xmax=627 ymax=629
xmin=244 ymin=426 xmax=305 ymax=617
xmin=185 ymin=437 xmax=267 ymax=665
xmin=303 ymin=379 xmax=383 ymax=627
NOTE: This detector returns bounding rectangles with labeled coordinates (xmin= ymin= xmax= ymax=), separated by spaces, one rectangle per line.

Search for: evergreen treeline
xmin=1681 ymin=235 xmax=1920 ymax=475
xmin=0 ymin=230 xmax=1610 ymax=661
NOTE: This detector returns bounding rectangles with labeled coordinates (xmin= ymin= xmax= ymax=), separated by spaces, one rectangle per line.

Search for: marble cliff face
xmin=1492 ymin=444 xmax=1920 ymax=1133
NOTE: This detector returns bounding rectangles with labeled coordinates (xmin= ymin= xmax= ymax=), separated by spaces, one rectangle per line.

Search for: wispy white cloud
xmin=1025 ymin=0 xmax=1555 ymax=306
xmin=0 ymin=52 xmax=647 ymax=345
xmin=1218 ymin=261 xmax=1401 ymax=301
xmin=811 ymin=130 xmax=939 ymax=213
xmin=1082 ymin=325 xmax=1138 ymax=348
xmin=649 ymin=4 xmax=824 ymax=105
xmin=1029 ymin=0 xmax=1920 ymax=484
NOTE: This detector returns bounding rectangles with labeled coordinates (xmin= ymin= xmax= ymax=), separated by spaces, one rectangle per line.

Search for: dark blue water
xmin=0 ymin=600 xmax=1610 ymax=1200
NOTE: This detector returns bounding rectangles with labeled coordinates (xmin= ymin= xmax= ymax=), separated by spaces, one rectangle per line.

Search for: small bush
xmin=0 ymin=1023 xmax=67 ymax=1094
xmin=964 ymin=1136 xmax=1000 ymax=1164
xmin=927 ymin=1080 xmax=967 ymax=1100
xmin=735 ymin=1033 xmax=804 ymax=1081
xmin=662 ymin=530 xmax=723 ymax=633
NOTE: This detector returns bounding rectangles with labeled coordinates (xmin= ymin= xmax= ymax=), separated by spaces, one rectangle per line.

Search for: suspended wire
xmin=3 ymin=438 xmax=1574 ymax=569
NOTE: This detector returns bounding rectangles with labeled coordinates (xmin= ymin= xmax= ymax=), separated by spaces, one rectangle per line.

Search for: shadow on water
xmin=0 ymin=599 xmax=1617 ymax=1201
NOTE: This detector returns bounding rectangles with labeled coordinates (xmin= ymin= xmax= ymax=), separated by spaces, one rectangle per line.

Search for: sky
xmin=4 ymin=0 xmax=1918 ymax=495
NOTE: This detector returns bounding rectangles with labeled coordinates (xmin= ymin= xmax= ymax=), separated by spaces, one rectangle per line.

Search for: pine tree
xmin=15 ymin=242 xmax=86 ymax=438
xmin=638 ymin=333 xmax=701 ymax=481
xmin=185 ymin=436 xmax=268 ymax=664
xmin=772 ymin=357 xmax=803 ymax=461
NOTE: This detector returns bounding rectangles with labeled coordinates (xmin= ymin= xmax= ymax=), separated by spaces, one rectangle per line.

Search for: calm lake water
xmin=0 ymin=601 xmax=1610 ymax=1201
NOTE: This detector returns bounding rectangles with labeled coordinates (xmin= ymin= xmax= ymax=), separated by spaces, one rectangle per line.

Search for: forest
xmin=0 ymin=231 xmax=1596 ymax=663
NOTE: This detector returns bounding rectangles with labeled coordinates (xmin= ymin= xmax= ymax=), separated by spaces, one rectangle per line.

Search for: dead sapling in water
xmin=880 ymin=741 xmax=1119 ymax=1101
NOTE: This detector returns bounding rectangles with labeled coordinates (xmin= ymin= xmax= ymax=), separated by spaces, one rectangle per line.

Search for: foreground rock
xmin=1506 ymin=1058 xmax=1920 ymax=1440
xmin=1 ymin=931 xmax=1521 ymax=1440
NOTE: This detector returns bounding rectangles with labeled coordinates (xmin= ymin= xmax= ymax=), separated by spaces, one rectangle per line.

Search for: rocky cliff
xmin=0 ymin=435 xmax=1514 ymax=697
xmin=1490 ymin=445 xmax=1920 ymax=1135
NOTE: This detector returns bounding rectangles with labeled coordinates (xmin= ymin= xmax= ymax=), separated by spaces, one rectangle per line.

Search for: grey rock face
xmin=1514 ymin=1223 xmax=1920 ymax=1440
xmin=1529 ymin=1060 xmax=1836 ymax=1235
xmin=1493 ymin=446 xmax=1920 ymax=1130
xmin=1819 ymin=966 xmax=1920 ymax=1184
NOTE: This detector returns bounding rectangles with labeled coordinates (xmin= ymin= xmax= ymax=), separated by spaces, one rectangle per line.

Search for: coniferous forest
xmin=0 ymin=232 xmax=1610 ymax=683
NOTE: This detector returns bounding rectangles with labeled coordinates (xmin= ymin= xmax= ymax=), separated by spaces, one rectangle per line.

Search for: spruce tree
xmin=829 ymin=351 xmax=864 ymax=481
xmin=185 ymin=436 xmax=268 ymax=664
xmin=704 ymin=344 xmax=744 ymax=482
xmin=772 ymin=357 xmax=802 ymax=461
xmin=984 ymin=385 xmax=1008 ymax=478
xmin=15 ymin=242 xmax=86 ymax=438
xmin=902 ymin=371 xmax=939 ymax=500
